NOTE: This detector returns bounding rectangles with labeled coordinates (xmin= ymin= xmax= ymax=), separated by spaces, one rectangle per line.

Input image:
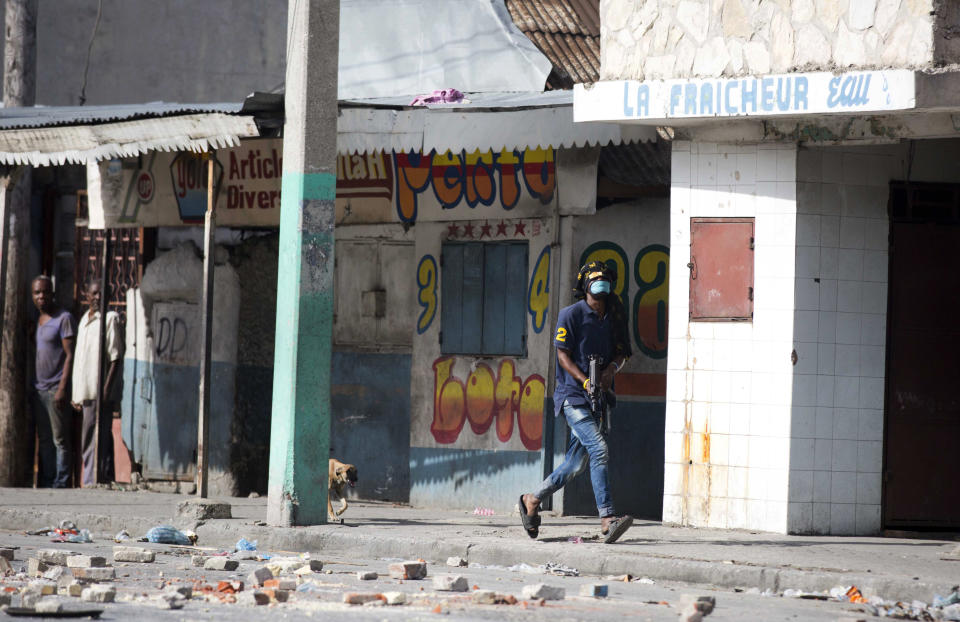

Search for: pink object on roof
xmin=410 ymin=88 xmax=465 ymax=106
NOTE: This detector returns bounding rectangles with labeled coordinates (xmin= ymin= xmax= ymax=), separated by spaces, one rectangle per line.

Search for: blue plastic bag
xmin=145 ymin=525 xmax=192 ymax=546
xmin=235 ymin=537 xmax=257 ymax=551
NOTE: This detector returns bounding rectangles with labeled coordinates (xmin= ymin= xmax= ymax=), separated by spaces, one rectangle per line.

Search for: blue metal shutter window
xmin=441 ymin=241 xmax=528 ymax=356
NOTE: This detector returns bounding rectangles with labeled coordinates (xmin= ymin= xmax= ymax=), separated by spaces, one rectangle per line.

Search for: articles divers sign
xmin=574 ymin=70 xmax=915 ymax=123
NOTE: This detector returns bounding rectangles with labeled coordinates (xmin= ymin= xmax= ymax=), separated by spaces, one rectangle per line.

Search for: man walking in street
xmin=519 ymin=261 xmax=634 ymax=543
xmin=71 ymin=281 xmax=120 ymax=486
xmin=31 ymin=275 xmax=75 ymax=488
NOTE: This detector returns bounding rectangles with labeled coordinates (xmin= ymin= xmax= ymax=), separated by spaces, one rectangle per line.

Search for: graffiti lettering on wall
xmin=445 ymin=219 xmax=541 ymax=239
xmin=527 ymin=246 xmax=550 ymax=333
xmin=579 ymin=243 xmax=670 ymax=359
xmin=151 ymin=302 xmax=199 ymax=366
xmin=416 ymin=255 xmax=438 ymax=334
xmin=431 ymin=357 xmax=545 ymax=450
xmin=395 ymin=148 xmax=555 ymax=223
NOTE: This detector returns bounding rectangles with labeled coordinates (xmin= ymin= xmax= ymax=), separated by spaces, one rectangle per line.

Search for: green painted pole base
xmin=267 ymin=172 xmax=337 ymax=526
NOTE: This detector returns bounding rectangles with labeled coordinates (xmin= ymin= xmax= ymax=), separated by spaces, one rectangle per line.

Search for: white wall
xmin=665 ymin=141 xmax=798 ymax=533
xmin=789 ymin=144 xmax=905 ymax=535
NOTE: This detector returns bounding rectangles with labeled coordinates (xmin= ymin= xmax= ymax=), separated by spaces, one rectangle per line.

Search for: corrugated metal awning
xmin=0 ymin=102 xmax=244 ymax=130
xmin=0 ymin=112 xmax=259 ymax=166
xmin=338 ymin=91 xmax=656 ymax=153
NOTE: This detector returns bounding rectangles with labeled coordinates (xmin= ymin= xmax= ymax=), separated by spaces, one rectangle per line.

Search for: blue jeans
xmin=33 ymin=389 xmax=73 ymax=488
xmin=534 ymin=400 xmax=614 ymax=517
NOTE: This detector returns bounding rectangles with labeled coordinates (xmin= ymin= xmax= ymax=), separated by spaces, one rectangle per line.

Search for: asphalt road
xmin=0 ymin=530 xmax=876 ymax=620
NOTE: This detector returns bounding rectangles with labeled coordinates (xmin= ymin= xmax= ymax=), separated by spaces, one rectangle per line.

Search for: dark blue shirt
xmin=35 ymin=309 xmax=75 ymax=391
xmin=552 ymin=298 xmax=630 ymax=416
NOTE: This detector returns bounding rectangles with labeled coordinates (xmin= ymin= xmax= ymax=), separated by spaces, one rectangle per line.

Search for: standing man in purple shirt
xmin=31 ymin=275 xmax=76 ymax=488
xmin=519 ymin=261 xmax=634 ymax=544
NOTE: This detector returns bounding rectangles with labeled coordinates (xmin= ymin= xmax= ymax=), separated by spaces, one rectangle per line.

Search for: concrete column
xmin=267 ymin=0 xmax=339 ymax=526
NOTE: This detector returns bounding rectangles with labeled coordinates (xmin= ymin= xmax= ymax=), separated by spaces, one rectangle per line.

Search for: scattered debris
xmin=678 ymin=595 xmax=716 ymax=621
xmin=388 ymin=560 xmax=427 ymax=580
xmin=383 ymin=591 xmax=406 ymax=605
xmin=177 ymin=500 xmax=232 ymax=520
xmin=36 ymin=550 xmax=79 ymax=566
xmin=579 ymin=583 xmax=608 ymax=598
xmin=543 ymin=562 xmax=579 ymax=577
xmin=357 ymin=571 xmax=378 ymax=580
xmin=81 ymin=584 xmax=116 ymax=603
xmin=934 ymin=588 xmax=960 ymax=608
xmin=472 ymin=507 xmax=495 ymax=516
xmin=343 ymin=592 xmax=386 ymax=605
xmin=144 ymin=525 xmax=194 ymax=546
xmin=521 ymin=583 xmax=565 ymax=601
xmin=247 ymin=566 xmax=274 ymax=587
xmin=113 ymin=530 xmax=130 ymax=543
xmin=239 ymin=590 xmax=270 ymax=606
xmin=567 ymin=536 xmax=583 ymax=544
xmin=66 ymin=555 xmax=106 ymax=569
xmin=204 ymin=557 xmax=239 ymax=571
xmin=446 ymin=557 xmax=467 ymax=567
xmin=0 ymin=548 xmax=15 ymax=561
xmin=112 ymin=546 xmax=155 ymax=563
xmin=235 ymin=538 xmax=257 ymax=552
xmin=62 ymin=581 xmax=83 ymax=597
xmin=941 ymin=545 xmax=960 ymax=561
xmin=432 ymin=575 xmax=468 ymax=592
xmin=70 ymin=567 xmax=116 ymax=582
xmin=40 ymin=567 xmax=65 ymax=581
xmin=26 ymin=579 xmax=57 ymax=595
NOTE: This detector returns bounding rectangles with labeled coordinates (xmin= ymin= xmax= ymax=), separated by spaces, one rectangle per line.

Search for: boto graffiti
xmin=580 ymin=242 xmax=670 ymax=359
xmin=395 ymin=148 xmax=555 ymax=222
xmin=431 ymin=357 xmax=545 ymax=450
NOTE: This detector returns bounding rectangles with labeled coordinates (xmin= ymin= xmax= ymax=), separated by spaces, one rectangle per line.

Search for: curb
xmin=0 ymin=507 xmax=947 ymax=603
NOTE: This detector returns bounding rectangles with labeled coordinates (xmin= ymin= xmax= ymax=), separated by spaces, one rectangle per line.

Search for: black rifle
xmin=587 ymin=355 xmax=609 ymax=434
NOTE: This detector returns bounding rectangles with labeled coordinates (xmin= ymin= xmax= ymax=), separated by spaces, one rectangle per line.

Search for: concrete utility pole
xmin=267 ymin=0 xmax=339 ymax=526
xmin=0 ymin=0 xmax=36 ymax=487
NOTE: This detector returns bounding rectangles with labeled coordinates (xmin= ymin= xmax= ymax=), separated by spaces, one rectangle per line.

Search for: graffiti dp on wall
xmin=580 ymin=242 xmax=670 ymax=359
xmin=431 ymin=357 xmax=545 ymax=450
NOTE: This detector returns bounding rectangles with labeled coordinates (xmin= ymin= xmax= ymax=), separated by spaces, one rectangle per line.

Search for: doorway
xmin=884 ymin=181 xmax=960 ymax=529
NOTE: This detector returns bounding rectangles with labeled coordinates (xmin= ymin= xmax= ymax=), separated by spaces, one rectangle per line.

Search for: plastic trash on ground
xmin=934 ymin=589 xmax=960 ymax=608
xmin=114 ymin=530 xmax=130 ymax=542
xmin=65 ymin=528 xmax=93 ymax=543
xmin=145 ymin=525 xmax=193 ymax=546
xmin=236 ymin=538 xmax=257 ymax=551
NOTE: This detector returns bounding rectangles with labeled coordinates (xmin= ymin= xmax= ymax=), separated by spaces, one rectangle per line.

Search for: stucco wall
xmin=600 ymin=0 xmax=946 ymax=82
xmin=121 ymin=241 xmax=240 ymax=496
xmin=34 ymin=0 xmax=287 ymax=106
xmin=409 ymin=217 xmax=554 ymax=510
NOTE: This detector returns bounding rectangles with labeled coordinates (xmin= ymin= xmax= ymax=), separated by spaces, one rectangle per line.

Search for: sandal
xmin=602 ymin=515 xmax=633 ymax=544
xmin=518 ymin=494 xmax=541 ymax=539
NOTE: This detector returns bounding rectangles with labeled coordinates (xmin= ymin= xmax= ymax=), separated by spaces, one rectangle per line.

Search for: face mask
xmin=589 ymin=280 xmax=611 ymax=296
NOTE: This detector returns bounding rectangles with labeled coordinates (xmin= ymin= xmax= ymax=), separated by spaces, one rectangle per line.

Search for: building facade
xmin=575 ymin=0 xmax=960 ymax=534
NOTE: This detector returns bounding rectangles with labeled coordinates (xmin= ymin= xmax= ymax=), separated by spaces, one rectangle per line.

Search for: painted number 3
xmin=416 ymin=255 xmax=438 ymax=334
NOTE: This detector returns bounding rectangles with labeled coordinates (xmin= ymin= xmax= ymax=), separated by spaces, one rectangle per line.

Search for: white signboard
xmin=574 ymin=70 xmax=916 ymax=123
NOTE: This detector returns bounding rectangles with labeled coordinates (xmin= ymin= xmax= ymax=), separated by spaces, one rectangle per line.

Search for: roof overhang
xmin=0 ymin=111 xmax=258 ymax=167
xmin=338 ymin=91 xmax=656 ymax=154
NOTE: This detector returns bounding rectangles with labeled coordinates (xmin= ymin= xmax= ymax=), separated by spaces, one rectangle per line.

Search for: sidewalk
xmin=0 ymin=487 xmax=957 ymax=603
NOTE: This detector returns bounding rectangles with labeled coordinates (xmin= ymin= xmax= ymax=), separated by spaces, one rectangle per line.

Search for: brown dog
xmin=328 ymin=459 xmax=358 ymax=521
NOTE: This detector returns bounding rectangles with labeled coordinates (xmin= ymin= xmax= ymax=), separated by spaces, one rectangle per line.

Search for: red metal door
xmin=689 ymin=218 xmax=754 ymax=321
xmin=884 ymin=182 xmax=960 ymax=529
